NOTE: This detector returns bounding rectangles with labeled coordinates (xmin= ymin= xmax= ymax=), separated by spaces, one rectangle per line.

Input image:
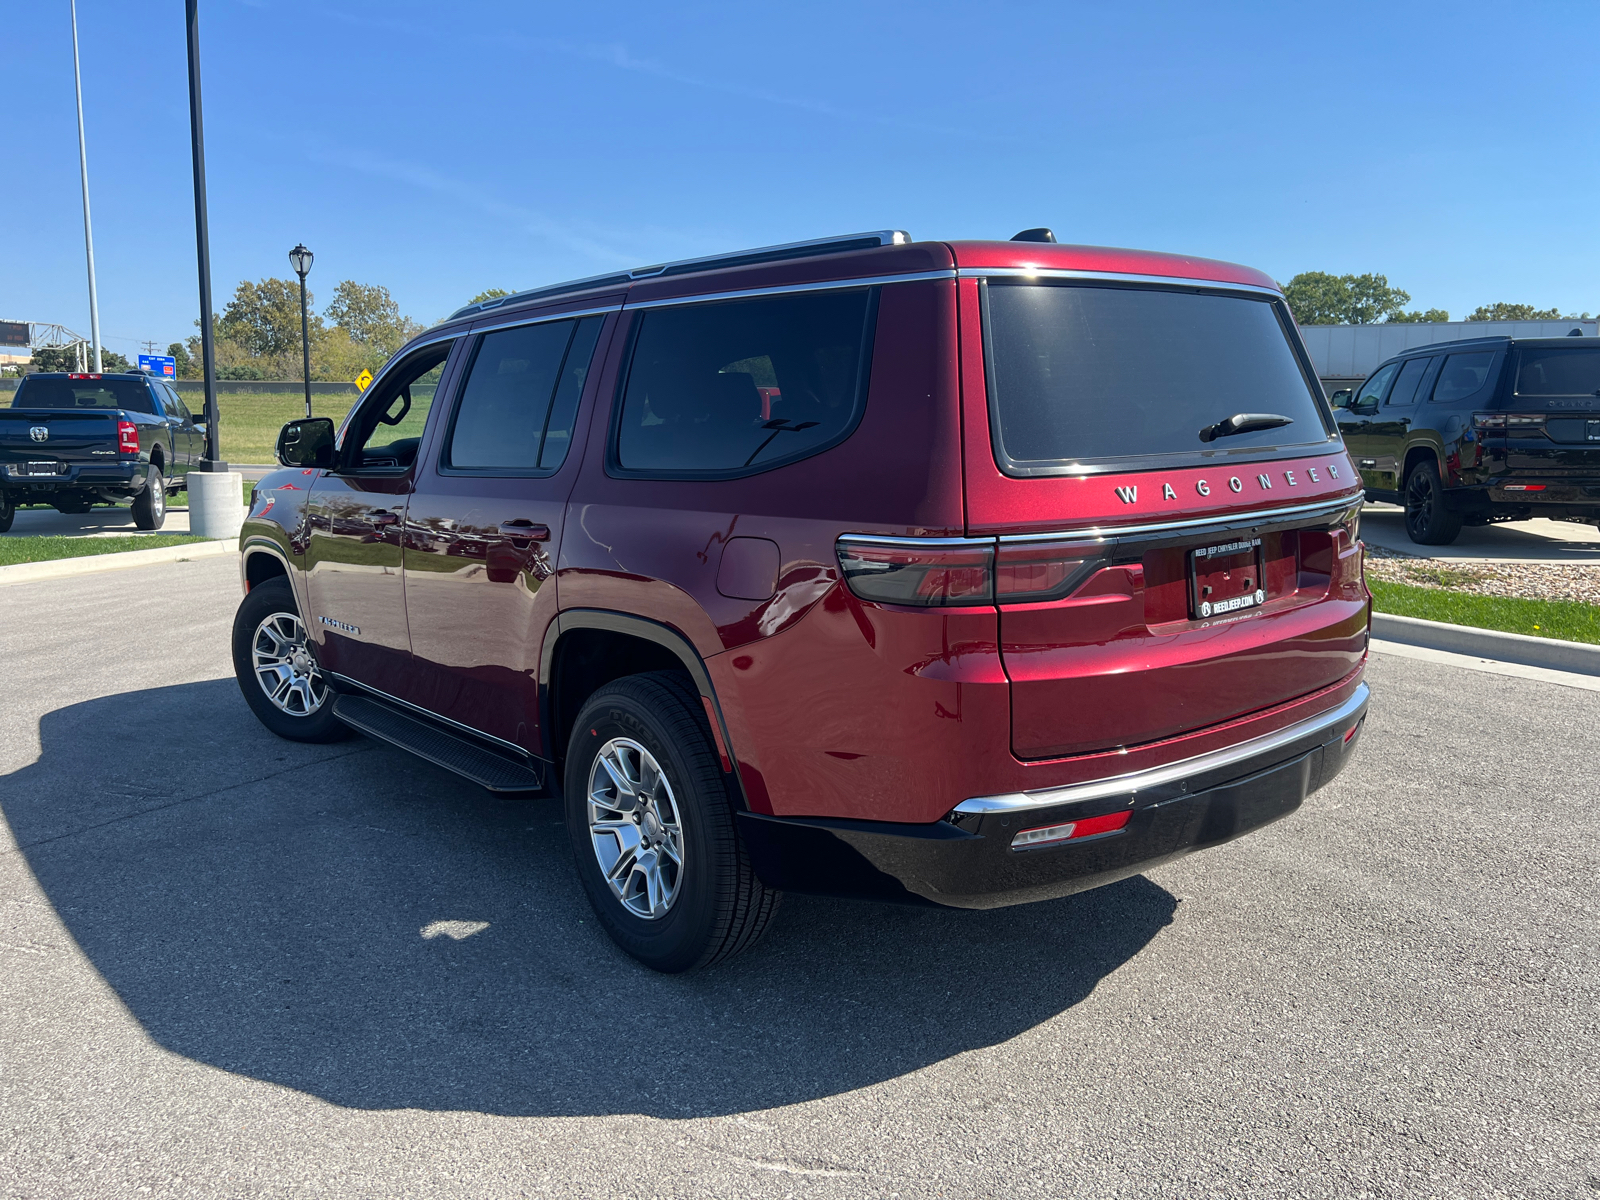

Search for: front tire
xmin=564 ymin=672 xmax=779 ymax=972
xmin=1403 ymin=461 xmax=1463 ymax=546
xmin=0 ymin=494 xmax=12 ymax=533
xmin=132 ymin=465 xmax=166 ymax=530
xmin=231 ymin=577 xmax=351 ymax=743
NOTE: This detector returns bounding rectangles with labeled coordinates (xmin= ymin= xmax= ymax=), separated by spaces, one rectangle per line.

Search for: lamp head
xmin=289 ymin=244 xmax=314 ymax=278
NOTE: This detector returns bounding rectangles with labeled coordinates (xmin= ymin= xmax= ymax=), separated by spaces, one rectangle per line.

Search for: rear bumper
xmin=737 ymin=681 xmax=1368 ymax=909
xmin=0 ymin=462 xmax=144 ymax=493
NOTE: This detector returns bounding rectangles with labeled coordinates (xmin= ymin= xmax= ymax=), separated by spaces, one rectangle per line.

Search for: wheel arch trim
xmin=541 ymin=608 xmax=749 ymax=807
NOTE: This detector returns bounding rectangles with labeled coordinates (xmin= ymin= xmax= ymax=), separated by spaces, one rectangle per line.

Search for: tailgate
xmin=0 ymin=410 xmax=121 ymax=466
xmin=995 ymin=507 xmax=1367 ymax=759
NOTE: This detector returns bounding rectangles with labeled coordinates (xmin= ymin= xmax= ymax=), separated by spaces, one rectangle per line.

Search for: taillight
xmin=994 ymin=540 xmax=1100 ymax=602
xmin=1503 ymin=484 xmax=1546 ymax=491
xmin=117 ymin=420 xmax=139 ymax=454
xmin=836 ymin=539 xmax=994 ymax=607
xmin=1336 ymin=500 xmax=1361 ymax=543
xmin=837 ymin=537 xmax=1105 ymax=608
xmin=1473 ymin=412 xmax=1545 ymax=430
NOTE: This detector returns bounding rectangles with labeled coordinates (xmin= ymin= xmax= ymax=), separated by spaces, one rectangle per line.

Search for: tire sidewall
xmin=232 ymin=578 xmax=348 ymax=742
xmin=564 ymin=684 xmax=727 ymax=972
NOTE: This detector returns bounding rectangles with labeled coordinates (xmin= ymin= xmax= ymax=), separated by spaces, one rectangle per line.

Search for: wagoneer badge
xmin=29 ymin=426 xmax=48 ymax=442
xmin=1114 ymin=462 xmax=1343 ymax=504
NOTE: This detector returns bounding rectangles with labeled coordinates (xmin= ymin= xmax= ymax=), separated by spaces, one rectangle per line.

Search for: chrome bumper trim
xmin=953 ymin=682 xmax=1369 ymax=815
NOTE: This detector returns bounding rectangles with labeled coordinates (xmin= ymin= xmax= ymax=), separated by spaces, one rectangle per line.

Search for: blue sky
xmin=7 ymin=0 xmax=1598 ymax=358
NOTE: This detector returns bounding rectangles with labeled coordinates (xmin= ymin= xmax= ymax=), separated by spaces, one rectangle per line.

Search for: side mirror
xmin=1329 ymin=389 xmax=1353 ymax=410
xmin=277 ymin=417 xmax=336 ymax=468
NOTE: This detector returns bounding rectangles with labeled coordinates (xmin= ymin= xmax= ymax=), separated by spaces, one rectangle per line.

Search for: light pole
xmin=70 ymin=0 xmax=102 ymax=373
xmin=289 ymin=244 xmax=314 ymax=419
xmin=186 ymin=0 xmax=222 ymax=470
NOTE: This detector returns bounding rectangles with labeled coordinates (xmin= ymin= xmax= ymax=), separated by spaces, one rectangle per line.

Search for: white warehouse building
xmin=1298 ymin=318 xmax=1597 ymax=396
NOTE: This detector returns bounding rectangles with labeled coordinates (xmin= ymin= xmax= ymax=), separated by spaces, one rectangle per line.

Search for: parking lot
xmin=1 ymin=556 xmax=1595 ymax=1199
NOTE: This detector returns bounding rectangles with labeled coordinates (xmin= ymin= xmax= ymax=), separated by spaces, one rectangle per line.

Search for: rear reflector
xmin=117 ymin=420 xmax=139 ymax=454
xmin=1011 ymin=808 xmax=1131 ymax=850
xmin=1503 ymin=484 xmax=1546 ymax=491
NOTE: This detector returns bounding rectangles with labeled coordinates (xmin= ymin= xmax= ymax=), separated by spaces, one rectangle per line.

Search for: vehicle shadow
xmin=2 ymin=679 xmax=1177 ymax=1118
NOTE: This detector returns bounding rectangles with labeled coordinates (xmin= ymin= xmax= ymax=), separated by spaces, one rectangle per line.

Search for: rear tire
xmin=0 ymin=494 xmax=13 ymax=533
xmin=1403 ymin=461 xmax=1463 ymax=546
xmin=231 ymin=577 xmax=352 ymax=743
xmin=564 ymin=671 xmax=779 ymax=972
xmin=132 ymin=465 xmax=166 ymax=530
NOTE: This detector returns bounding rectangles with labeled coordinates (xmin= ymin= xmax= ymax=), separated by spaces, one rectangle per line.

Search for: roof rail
xmin=448 ymin=230 xmax=912 ymax=321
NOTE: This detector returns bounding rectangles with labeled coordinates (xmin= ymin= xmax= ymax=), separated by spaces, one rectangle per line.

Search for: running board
xmin=331 ymin=694 xmax=545 ymax=794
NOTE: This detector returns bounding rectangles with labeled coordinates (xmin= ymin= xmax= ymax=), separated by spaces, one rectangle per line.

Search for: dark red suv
xmin=232 ymin=229 xmax=1371 ymax=971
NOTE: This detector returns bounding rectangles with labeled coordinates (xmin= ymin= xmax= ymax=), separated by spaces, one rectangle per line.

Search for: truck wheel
xmin=1403 ymin=461 xmax=1463 ymax=546
xmin=564 ymin=672 xmax=779 ymax=972
xmin=131 ymin=465 xmax=166 ymax=530
xmin=231 ymin=577 xmax=351 ymax=743
xmin=0 ymin=495 xmax=13 ymax=533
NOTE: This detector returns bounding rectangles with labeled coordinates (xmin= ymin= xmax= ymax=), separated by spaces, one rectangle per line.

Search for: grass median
xmin=0 ymin=533 xmax=210 ymax=568
xmin=1368 ymin=578 xmax=1600 ymax=645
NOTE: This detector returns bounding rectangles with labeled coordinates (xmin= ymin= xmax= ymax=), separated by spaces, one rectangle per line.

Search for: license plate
xmin=1190 ymin=537 xmax=1265 ymax=620
xmin=21 ymin=461 xmax=62 ymax=477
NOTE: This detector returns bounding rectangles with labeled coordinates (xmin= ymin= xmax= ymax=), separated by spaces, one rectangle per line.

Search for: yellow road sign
xmin=354 ymin=369 xmax=373 ymax=392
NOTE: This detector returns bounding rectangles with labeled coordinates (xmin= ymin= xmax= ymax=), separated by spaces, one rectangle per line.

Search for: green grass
xmin=1369 ymin=578 xmax=1600 ymax=645
xmin=202 ymin=392 xmax=359 ymax=464
xmin=0 ymin=534 xmax=209 ymax=567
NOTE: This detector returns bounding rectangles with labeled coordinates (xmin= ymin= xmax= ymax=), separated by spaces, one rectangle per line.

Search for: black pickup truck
xmin=0 ymin=372 xmax=206 ymax=532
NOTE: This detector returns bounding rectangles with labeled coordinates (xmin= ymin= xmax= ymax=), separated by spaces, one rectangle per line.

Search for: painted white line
xmin=1370 ymin=638 xmax=1600 ymax=693
xmin=0 ymin=541 xmax=236 ymax=586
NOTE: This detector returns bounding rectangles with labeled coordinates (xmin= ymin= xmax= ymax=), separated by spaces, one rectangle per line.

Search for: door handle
xmin=498 ymin=521 xmax=550 ymax=541
xmin=370 ymin=510 xmax=400 ymax=527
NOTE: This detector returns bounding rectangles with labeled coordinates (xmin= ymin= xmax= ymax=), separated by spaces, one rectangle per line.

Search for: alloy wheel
xmin=587 ymin=737 xmax=685 ymax=920
xmin=251 ymin=611 xmax=328 ymax=716
xmin=1405 ymin=471 xmax=1433 ymax=538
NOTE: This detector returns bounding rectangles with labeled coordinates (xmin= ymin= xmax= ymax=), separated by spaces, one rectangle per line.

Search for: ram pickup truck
xmin=0 ymin=372 xmax=206 ymax=531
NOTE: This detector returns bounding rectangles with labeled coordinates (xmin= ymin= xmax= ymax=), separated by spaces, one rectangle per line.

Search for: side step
xmin=331 ymin=693 xmax=546 ymax=794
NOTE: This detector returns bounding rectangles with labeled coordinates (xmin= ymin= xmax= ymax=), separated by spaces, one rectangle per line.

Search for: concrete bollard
xmin=187 ymin=470 xmax=245 ymax=541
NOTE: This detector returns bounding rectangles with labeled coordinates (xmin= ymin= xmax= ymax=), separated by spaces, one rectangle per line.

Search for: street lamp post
xmin=289 ymin=244 xmax=314 ymax=419
xmin=70 ymin=0 xmax=103 ymax=374
xmin=185 ymin=0 xmax=222 ymax=470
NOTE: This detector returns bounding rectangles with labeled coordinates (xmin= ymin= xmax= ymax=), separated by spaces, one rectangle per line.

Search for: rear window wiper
xmin=1198 ymin=412 xmax=1294 ymax=443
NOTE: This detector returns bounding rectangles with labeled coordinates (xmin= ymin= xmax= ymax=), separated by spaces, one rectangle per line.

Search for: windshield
xmin=1515 ymin=346 xmax=1600 ymax=398
xmin=982 ymin=282 xmax=1331 ymax=473
xmin=11 ymin=377 xmax=156 ymax=414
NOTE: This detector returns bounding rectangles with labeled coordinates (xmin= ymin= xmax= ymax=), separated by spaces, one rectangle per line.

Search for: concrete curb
xmin=0 ymin=540 xmax=237 ymax=586
xmin=1371 ymin=611 xmax=1600 ymax=677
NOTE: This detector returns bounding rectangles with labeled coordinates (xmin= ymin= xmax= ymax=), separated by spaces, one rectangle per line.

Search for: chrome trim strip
xmin=836 ymin=532 xmax=990 ymax=548
xmin=470 ymin=301 xmax=623 ymax=334
xmin=325 ymin=671 xmax=537 ymax=760
xmin=954 ymin=683 xmax=1369 ymax=815
xmin=998 ymin=494 xmax=1360 ymax=544
xmin=625 ymin=270 xmax=956 ymax=311
xmin=959 ymin=266 xmax=1282 ymax=297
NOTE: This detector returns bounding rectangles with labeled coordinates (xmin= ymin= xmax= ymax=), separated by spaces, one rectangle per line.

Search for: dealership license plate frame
xmin=21 ymin=461 xmax=63 ymax=477
xmin=1189 ymin=536 xmax=1265 ymax=620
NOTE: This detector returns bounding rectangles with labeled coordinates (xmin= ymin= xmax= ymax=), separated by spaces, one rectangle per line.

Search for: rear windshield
xmin=10 ymin=377 xmax=155 ymax=414
xmin=982 ymin=282 xmax=1331 ymax=473
xmin=1514 ymin=346 xmax=1600 ymax=399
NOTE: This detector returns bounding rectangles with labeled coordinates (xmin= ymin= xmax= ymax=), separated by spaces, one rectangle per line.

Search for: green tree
xmin=1386 ymin=308 xmax=1451 ymax=323
xmin=1465 ymin=302 xmax=1569 ymax=321
xmin=218 ymin=278 xmax=324 ymax=360
xmin=167 ymin=341 xmax=195 ymax=379
xmin=1283 ymin=272 xmax=1413 ymax=324
xmin=30 ymin=346 xmax=130 ymax=371
xmin=324 ymin=280 xmax=422 ymax=353
xmin=469 ymin=288 xmax=512 ymax=305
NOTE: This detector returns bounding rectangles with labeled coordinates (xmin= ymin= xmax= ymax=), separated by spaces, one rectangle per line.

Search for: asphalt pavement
xmin=0 ymin=556 xmax=1595 ymax=1199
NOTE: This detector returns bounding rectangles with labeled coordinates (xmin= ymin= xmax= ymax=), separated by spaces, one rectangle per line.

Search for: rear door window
xmin=443 ymin=316 xmax=603 ymax=474
xmin=1431 ymin=352 xmax=1501 ymax=405
xmin=613 ymin=288 xmax=877 ymax=477
xmin=981 ymin=282 xmax=1331 ymax=473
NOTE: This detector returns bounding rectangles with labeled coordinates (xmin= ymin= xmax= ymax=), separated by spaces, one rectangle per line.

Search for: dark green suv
xmin=1332 ymin=335 xmax=1600 ymax=545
